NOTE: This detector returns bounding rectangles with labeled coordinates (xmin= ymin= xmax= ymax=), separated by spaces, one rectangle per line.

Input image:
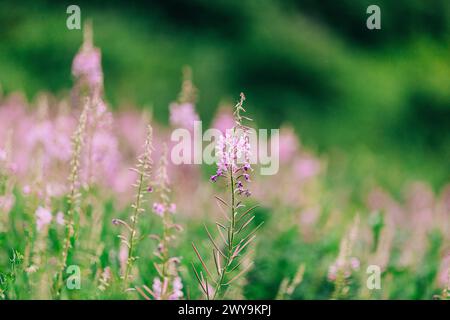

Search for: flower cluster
xmin=211 ymin=104 xmax=235 ymax=134
xmin=328 ymin=216 xmax=360 ymax=299
xmin=35 ymin=206 xmax=52 ymax=231
xmin=151 ymin=276 xmax=184 ymax=300
xmin=210 ymin=94 xmax=252 ymax=197
xmin=192 ymin=93 xmax=259 ymax=300
xmin=72 ymin=22 xmax=103 ymax=92
xmin=152 ymin=202 xmax=176 ymax=217
xmin=169 ymin=102 xmax=199 ymax=130
xmin=169 ymin=66 xmax=199 ymax=130
xmin=328 ymin=257 xmax=360 ymax=281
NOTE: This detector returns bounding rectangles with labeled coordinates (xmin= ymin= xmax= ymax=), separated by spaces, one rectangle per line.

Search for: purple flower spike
xmin=152 ymin=202 xmax=165 ymax=217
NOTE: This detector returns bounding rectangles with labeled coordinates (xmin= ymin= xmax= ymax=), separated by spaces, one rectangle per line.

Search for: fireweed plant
xmin=135 ymin=145 xmax=184 ymax=300
xmin=276 ymin=264 xmax=306 ymax=300
xmin=328 ymin=216 xmax=360 ymax=299
xmin=114 ymin=125 xmax=154 ymax=290
xmin=1 ymin=22 xmax=450 ymax=301
xmin=192 ymin=93 xmax=263 ymax=300
xmin=53 ymin=99 xmax=89 ymax=298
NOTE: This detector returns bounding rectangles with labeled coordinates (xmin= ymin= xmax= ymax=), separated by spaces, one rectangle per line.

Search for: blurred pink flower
xmin=56 ymin=211 xmax=65 ymax=226
xmin=0 ymin=148 xmax=6 ymax=161
xmin=168 ymin=203 xmax=176 ymax=214
xmin=169 ymin=102 xmax=199 ymax=129
xmin=328 ymin=256 xmax=360 ymax=282
xmin=152 ymin=277 xmax=166 ymax=300
xmin=22 ymin=185 xmax=31 ymax=195
xmin=440 ymin=185 xmax=450 ymax=211
xmin=293 ymin=155 xmax=320 ymax=179
xmin=152 ymin=202 xmax=177 ymax=216
xmin=328 ymin=264 xmax=337 ymax=281
xmin=82 ymin=129 xmax=121 ymax=186
xmin=153 ymin=202 xmax=165 ymax=217
xmin=350 ymin=257 xmax=360 ymax=271
xmin=278 ymin=126 xmax=299 ymax=163
xmin=438 ymin=254 xmax=450 ymax=288
xmin=7 ymin=162 xmax=18 ymax=174
xmin=26 ymin=117 xmax=75 ymax=166
xmin=72 ymin=46 xmax=103 ymax=89
xmin=35 ymin=206 xmax=52 ymax=231
xmin=46 ymin=183 xmax=66 ymax=198
xmin=0 ymin=195 xmax=14 ymax=213
xmin=211 ymin=106 xmax=234 ymax=134
xmin=169 ymin=277 xmax=184 ymax=300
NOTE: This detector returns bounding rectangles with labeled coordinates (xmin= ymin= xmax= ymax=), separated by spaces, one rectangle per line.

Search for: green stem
xmin=123 ymin=171 xmax=144 ymax=289
xmin=212 ymin=171 xmax=235 ymax=300
xmin=160 ymin=212 xmax=171 ymax=299
xmin=54 ymin=184 xmax=77 ymax=298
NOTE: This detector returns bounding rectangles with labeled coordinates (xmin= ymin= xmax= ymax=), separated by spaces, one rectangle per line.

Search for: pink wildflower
xmin=72 ymin=44 xmax=103 ymax=89
xmin=152 ymin=277 xmax=163 ymax=300
xmin=119 ymin=243 xmax=128 ymax=274
xmin=152 ymin=202 xmax=165 ymax=217
xmin=211 ymin=106 xmax=234 ymax=134
xmin=22 ymin=185 xmax=31 ymax=195
xmin=438 ymin=255 xmax=450 ymax=288
xmin=328 ymin=264 xmax=338 ymax=281
xmin=168 ymin=203 xmax=176 ymax=214
xmin=0 ymin=195 xmax=14 ymax=213
xmin=350 ymin=257 xmax=360 ymax=271
xmin=293 ymin=155 xmax=321 ymax=179
xmin=213 ymin=130 xmax=252 ymax=175
xmin=35 ymin=206 xmax=52 ymax=231
xmin=210 ymin=128 xmax=252 ymax=197
xmin=169 ymin=277 xmax=184 ymax=300
xmin=0 ymin=148 xmax=6 ymax=161
xmin=169 ymin=102 xmax=199 ymax=129
xmin=278 ymin=126 xmax=299 ymax=163
xmin=152 ymin=202 xmax=177 ymax=216
xmin=56 ymin=211 xmax=65 ymax=226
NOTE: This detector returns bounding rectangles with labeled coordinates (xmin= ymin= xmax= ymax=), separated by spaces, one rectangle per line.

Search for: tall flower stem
xmin=53 ymin=99 xmax=89 ymax=298
xmin=158 ymin=147 xmax=171 ymax=282
xmin=123 ymin=170 xmax=144 ymax=289
xmin=192 ymin=93 xmax=259 ymax=300
xmin=119 ymin=124 xmax=153 ymax=290
xmin=212 ymin=171 xmax=236 ymax=299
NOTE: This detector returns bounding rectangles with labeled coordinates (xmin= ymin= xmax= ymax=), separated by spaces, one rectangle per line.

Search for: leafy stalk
xmin=192 ymin=93 xmax=260 ymax=300
xmin=53 ymin=99 xmax=89 ymax=298
xmin=121 ymin=125 xmax=153 ymax=290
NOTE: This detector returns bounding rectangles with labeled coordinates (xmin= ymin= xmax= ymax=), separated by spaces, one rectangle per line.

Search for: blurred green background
xmin=0 ymin=0 xmax=449 ymax=194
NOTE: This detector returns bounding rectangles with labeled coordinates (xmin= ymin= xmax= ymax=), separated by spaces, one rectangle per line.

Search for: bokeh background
xmin=0 ymin=0 xmax=449 ymax=300
xmin=1 ymin=0 xmax=449 ymax=193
